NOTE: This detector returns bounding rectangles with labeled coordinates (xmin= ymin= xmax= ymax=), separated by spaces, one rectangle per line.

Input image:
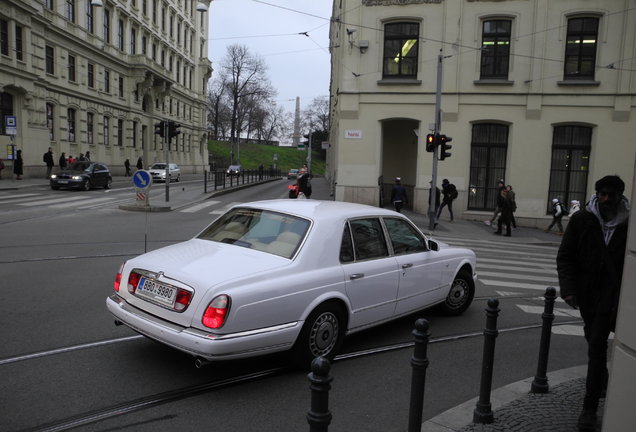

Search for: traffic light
xmin=439 ymin=135 xmax=453 ymax=160
xmin=168 ymin=122 xmax=181 ymax=138
xmin=426 ymin=134 xmax=436 ymax=152
xmin=154 ymin=121 xmax=165 ymax=137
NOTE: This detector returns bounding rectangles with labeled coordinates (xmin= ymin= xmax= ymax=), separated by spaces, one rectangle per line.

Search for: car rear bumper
xmin=106 ymin=294 xmax=300 ymax=361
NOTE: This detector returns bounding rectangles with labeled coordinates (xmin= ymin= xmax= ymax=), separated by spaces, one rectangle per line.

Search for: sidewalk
xmin=2 ymin=174 xmax=590 ymax=431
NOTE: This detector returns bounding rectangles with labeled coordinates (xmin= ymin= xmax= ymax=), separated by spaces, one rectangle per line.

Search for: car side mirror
xmin=428 ymin=240 xmax=439 ymax=251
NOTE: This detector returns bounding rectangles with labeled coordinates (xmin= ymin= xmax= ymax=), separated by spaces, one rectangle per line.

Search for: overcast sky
xmin=208 ymin=0 xmax=332 ymax=114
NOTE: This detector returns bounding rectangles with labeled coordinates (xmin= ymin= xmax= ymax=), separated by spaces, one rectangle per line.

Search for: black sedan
xmin=50 ymin=162 xmax=112 ymax=191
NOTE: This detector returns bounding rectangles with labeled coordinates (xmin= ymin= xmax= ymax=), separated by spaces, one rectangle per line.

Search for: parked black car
xmin=50 ymin=162 xmax=112 ymax=191
xmin=226 ymin=164 xmax=242 ymax=177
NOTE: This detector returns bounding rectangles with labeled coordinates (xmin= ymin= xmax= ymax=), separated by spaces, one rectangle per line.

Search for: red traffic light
xmin=426 ymin=134 xmax=436 ymax=152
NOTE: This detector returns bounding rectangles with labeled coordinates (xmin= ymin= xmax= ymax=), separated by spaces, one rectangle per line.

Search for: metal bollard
xmin=408 ymin=318 xmax=430 ymax=432
xmin=307 ymin=356 xmax=333 ymax=432
xmin=204 ymin=170 xmax=207 ymax=193
xmin=473 ymin=298 xmax=501 ymax=424
xmin=531 ymin=287 xmax=557 ymax=393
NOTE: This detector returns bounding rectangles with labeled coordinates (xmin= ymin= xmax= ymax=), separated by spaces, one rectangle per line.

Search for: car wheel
xmin=293 ymin=303 xmax=345 ymax=367
xmin=176 ymin=174 xmax=180 ymax=182
xmin=439 ymin=269 xmax=475 ymax=316
xmin=105 ymin=177 xmax=112 ymax=189
xmin=83 ymin=180 xmax=91 ymax=191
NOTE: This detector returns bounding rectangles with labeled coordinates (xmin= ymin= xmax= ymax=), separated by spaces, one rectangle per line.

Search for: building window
xmin=117 ymin=119 xmax=124 ymax=146
xmin=68 ymin=55 xmax=76 ymax=81
xmin=119 ymin=76 xmax=124 ymax=97
xmin=176 ymin=60 xmax=180 ymax=81
xmin=86 ymin=1 xmax=94 ymax=33
xmin=0 ymin=92 xmax=14 ymax=135
xmin=0 ymin=19 xmax=8 ymax=56
xmin=143 ymin=0 xmax=147 ymax=16
xmin=15 ymin=25 xmax=23 ymax=60
xmin=480 ymin=20 xmax=511 ymax=79
xmin=130 ymin=28 xmax=136 ymax=53
xmin=88 ymin=63 xmax=94 ymax=87
xmin=118 ymin=19 xmax=124 ymax=50
xmin=66 ymin=0 xmax=75 ymax=23
xmin=104 ymin=69 xmax=110 ymax=93
xmin=46 ymin=103 xmax=55 ymax=140
xmin=547 ymin=125 xmax=592 ymax=212
xmin=564 ymin=17 xmax=599 ymax=80
xmin=67 ymin=108 xmax=76 ymax=142
xmin=382 ymin=22 xmax=419 ymax=79
xmin=161 ymin=3 xmax=166 ymax=32
xmin=103 ymin=117 xmax=110 ymax=146
xmin=103 ymin=8 xmax=110 ymax=43
xmin=46 ymin=0 xmax=54 ymax=9
xmin=142 ymin=35 xmax=147 ymax=55
xmin=152 ymin=42 xmax=157 ymax=60
xmin=152 ymin=0 xmax=157 ymax=24
xmin=468 ymin=123 xmax=509 ymax=210
xmin=46 ymin=46 xmax=55 ymax=74
xmin=87 ymin=112 xmax=94 ymax=144
xmin=131 ymin=121 xmax=137 ymax=147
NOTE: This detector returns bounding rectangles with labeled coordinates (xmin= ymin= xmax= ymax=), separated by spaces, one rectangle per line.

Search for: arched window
xmin=468 ymin=123 xmax=509 ymax=210
xmin=547 ymin=125 xmax=592 ymax=212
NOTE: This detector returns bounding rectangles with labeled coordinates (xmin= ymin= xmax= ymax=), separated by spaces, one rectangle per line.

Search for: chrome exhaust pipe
xmin=194 ymin=357 xmax=212 ymax=369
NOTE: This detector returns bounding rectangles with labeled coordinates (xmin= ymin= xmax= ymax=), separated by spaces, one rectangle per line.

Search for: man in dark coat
xmin=494 ymin=188 xmax=513 ymax=236
xmin=436 ymin=178 xmax=457 ymax=221
xmin=391 ymin=177 xmax=408 ymax=213
xmin=557 ymin=175 xmax=630 ymax=431
xmin=43 ymin=147 xmax=54 ymax=178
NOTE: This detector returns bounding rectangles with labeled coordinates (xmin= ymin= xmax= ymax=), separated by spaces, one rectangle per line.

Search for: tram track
xmin=11 ymin=318 xmax=582 ymax=432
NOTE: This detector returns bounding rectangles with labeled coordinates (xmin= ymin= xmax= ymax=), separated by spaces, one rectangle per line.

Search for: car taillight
xmin=175 ymin=289 xmax=193 ymax=312
xmin=202 ymin=295 xmax=230 ymax=329
xmin=114 ymin=263 xmax=125 ymax=292
xmin=127 ymin=271 xmax=142 ymax=294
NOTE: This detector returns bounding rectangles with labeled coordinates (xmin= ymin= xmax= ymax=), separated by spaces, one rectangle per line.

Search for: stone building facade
xmin=0 ymin=0 xmax=212 ymax=177
xmin=327 ymin=0 xmax=635 ymax=226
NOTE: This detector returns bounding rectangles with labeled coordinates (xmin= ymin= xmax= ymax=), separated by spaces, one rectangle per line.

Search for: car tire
xmin=105 ymin=178 xmax=112 ymax=189
xmin=293 ymin=303 xmax=346 ymax=368
xmin=439 ymin=269 xmax=475 ymax=316
xmin=176 ymin=174 xmax=180 ymax=182
xmin=83 ymin=180 xmax=91 ymax=191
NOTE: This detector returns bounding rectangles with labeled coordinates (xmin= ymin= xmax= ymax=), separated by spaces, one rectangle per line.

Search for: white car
xmin=148 ymin=163 xmax=180 ymax=182
xmin=106 ymin=200 xmax=476 ymax=366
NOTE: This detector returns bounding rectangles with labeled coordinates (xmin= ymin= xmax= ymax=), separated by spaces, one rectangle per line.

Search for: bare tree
xmin=303 ymin=95 xmax=330 ymax=133
xmin=207 ymin=79 xmax=231 ymax=140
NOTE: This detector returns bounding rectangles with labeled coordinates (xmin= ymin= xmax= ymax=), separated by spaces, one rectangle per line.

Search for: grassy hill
xmin=208 ymin=140 xmax=325 ymax=175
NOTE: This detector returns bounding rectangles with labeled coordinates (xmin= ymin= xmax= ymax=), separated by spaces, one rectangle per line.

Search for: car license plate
xmin=58 ymin=180 xmax=69 ymax=184
xmin=137 ymin=277 xmax=177 ymax=307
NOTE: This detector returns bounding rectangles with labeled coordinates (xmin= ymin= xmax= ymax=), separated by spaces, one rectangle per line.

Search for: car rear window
xmin=197 ymin=208 xmax=310 ymax=259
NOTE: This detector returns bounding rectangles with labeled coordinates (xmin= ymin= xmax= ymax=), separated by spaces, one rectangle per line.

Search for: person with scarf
xmin=557 ymin=175 xmax=630 ymax=431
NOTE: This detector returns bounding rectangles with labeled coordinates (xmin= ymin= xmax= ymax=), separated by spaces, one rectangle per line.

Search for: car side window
xmin=349 ymin=218 xmax=389 ymax=261
xmin=340 ymin=223 xmax=354 ymax=263
xmin=384 ymin=218 xmax=428 ymax=255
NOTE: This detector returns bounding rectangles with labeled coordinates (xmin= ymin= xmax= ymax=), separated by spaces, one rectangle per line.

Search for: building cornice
xmin=362 ymin=0 xmax=442 ymax=5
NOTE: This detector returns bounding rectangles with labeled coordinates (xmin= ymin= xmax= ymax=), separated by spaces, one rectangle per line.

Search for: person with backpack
xmin=436 ymin=178 xmax=458 ymax=222
xmin=390 ymin=177 xmax=408 ymax=212
xmin=545 ymin=198 xmax=565 ymax=234
xmin=43 ymin=147 xmax=54 ymax=179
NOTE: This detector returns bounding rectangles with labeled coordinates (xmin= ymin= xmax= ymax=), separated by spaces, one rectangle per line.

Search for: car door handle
xmin=349 ymin=273 xmax=364 ymax=280
xmin=401 ymin=263 xmax=413 ymax=269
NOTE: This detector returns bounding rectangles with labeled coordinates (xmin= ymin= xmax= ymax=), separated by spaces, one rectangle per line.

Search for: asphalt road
xmin=0 ymin=180 xmax=587 ymax=432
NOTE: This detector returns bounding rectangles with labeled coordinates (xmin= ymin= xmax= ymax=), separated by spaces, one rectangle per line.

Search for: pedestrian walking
xmin=78 ymin=153 xmax=86 ymax=161
xmin=14 ymin=149 xmax=23 ymax=180
xmin=124 ymin=159 xmax=132 ymax=176
xmin=557 ymin=175 xmax=629 ymax=432
xmin=568 ymin=200 xmax=581 ymax=217
xmin=85 ymin=151 xmax=91 ymax=161
xmin=436 ymin=179 xmax=458 ymax=221
xmin=545 ymin=198 xmax=565 ymax=234
xmin=507 ymin=185 xmax=517 ymax=228
xmin=67 ymin=155 xmax=75 ymax=165
xmin=485 ymin=179 xmax=506 ymax=226
xmin=298 ymin=169 xmax=312 ymax=198
xmin=59 ymin=152 xmax=68 ymax=170
xmin=494 ymin=187 xmax=513 ymax=236
xmin=136 ymin=157 xmax=143 ymax=170
xmin=391 ymin=177 xmax=408 ymax=213
xmin=43 ymin=147 xmax=54 ymax=178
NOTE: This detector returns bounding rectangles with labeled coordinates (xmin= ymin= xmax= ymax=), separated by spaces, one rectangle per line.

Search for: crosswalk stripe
xmin=478 ymin=263 xmax=557 ymax=275
xmin=48 ymin=197 xmax=117 ymax=208
xmin=19 ymin=195 xmax=87 ymax=206
xmin=552 ymin=325 xmax=586 ymax=337
xmin=477 ymin=256 xmax=556 ymax=267
xmin=478 ymin=271 xmax=558 ymax=284
xmin=468 ymin=246 xmax=557 ymax=261
xmin=209 ymin=202 xmax=241 ymax=215
xmin=516 ymin=304 xmax=581 ymax=318
xmin=480 ymin=278 xmax=557 ymax=291
xmin=181 ymin=200 xmax=220 ymax=213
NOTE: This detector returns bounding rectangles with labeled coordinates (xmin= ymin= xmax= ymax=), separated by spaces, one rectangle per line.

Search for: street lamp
xmin=196 ymin=3 xmax=208 ymax=12
xmin=90 ymin=0 xmax=103 ymax=6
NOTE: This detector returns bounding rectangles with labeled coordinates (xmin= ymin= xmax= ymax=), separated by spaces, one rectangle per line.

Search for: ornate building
xmin=0 ymin=0 xmax=212 ymax=177
xmin=327 ymin=0 xmax=636 ymax=226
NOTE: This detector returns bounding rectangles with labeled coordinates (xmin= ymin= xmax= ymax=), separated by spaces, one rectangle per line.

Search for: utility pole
xmin=428 ymin=51 xmax=443 ymax=231
xmin=164 ymin=121 xmax=170 ymax=202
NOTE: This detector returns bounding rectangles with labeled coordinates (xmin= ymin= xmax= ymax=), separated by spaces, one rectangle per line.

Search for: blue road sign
xmin=133 ymin=170 xmax=152 ymax=189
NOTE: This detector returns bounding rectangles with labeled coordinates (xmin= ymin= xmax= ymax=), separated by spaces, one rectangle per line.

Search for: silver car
xmin=148 ymin=163 xmax=180 ymax=182
xmin=106 ymin=200 xmax=477 ymax=367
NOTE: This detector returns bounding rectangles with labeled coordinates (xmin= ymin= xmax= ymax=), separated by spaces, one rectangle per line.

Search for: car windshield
xmin=70 ymin=162 xmax=91 ymax=171
xmin=151 ymin=163 xmax=167 ymax=169
xmin=197 ymin=208 xmax=310 ymax=259
xmin=228 ymin=165 xmax=240 ymax=170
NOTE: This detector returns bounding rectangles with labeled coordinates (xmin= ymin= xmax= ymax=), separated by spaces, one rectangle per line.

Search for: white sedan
xmin=148 ymin=163 xmax=180 ymax=182
xmin=106 ymin=200 xmax=476 ymax=367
